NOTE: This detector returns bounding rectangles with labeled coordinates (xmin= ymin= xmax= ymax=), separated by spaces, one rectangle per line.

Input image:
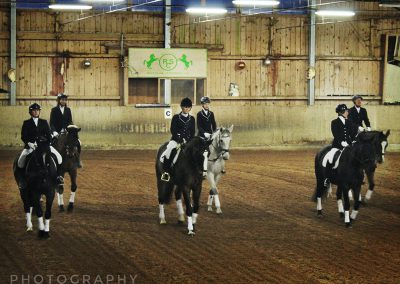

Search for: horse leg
xmin=32 ymin=190 xmax=46 ymax=238
xmin=175 ymin=189 xmax=185 ymax=223
xmin=43 ymin=187 xmax=55 ymax=239
xmin=364 ymin=169 xmax=375 ymax=204
xmin=315 ymin=176 xmax=324 ymax=216
xmin=350 ymin=185 xmax=361 ymax=222
xmin=341 ymin=184 xmax=352 ymax=228
xmin=206 ymin=172 xmax=218 ymax=212
xmin=214 ymin=173 xmax=223 ymax=214
xmin=57 ymin=172 xmax=65 ymax=212
xmin=19 ymin=188 xmax=33 ymax=232
xmin=182 ymin=186 xmax=194 ymax=235
xmin=192 ymin=183 xmax=202 ymax=231
xmin=67 ymin=169 xmax=78 ymax=212
xmin=336 ymin=186 xmax=344 ymax=218
xmin=157 ymin=178 xmax=167 ymax=224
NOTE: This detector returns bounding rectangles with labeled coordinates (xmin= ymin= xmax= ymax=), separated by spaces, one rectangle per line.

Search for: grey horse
xmin=206 ymin=126 xmax=233 ymax=214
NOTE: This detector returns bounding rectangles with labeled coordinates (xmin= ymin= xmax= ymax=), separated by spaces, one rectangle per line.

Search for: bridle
xmin=208 ymin=131 xmax=230 ymax=162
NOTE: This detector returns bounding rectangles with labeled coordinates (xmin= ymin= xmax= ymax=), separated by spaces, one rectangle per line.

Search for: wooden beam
xmin=0 ymin=31 xmax=164 ymax=41
xmin=0 ymin=52 xmax=120 ymax=58
xmin=103 ymin=42 xmax=224 ymax=50
xmin=5 ymin=96 xmax=121 ymax=100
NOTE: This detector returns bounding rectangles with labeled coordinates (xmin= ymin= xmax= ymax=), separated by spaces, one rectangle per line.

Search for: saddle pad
xmin=322 ymin=148 xmax=343 ymax=169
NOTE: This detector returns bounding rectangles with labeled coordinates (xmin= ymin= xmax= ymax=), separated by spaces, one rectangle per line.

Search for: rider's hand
xmin=204 ymin=133 xmax=211 ymax=140
xmin=341 ymin=141 xmax=349 ymax=147
xmin=52 ymin=131 xmax=59 ymax=138
xmin=358 ymin=126 xmax=364 ymax=132
xmin=28 ymin=142 xmax=36 ymax=150
xmin=366 ymin=127 xmax=371 ymax=131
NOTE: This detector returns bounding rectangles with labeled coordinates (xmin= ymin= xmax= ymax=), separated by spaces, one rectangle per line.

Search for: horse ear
xmin=385 ymin=130 xmax=390 ymax=137
xmin=228 ymin=124 xmax=234 ymax=132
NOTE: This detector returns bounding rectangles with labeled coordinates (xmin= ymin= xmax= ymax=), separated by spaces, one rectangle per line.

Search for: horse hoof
xmin=216 ymin=208 xmax=222 ymax=214
xmin=59 ymin=205 xmax=65 ymax=212
xmin=160 ymin=219 xmax=167 ymax=225
xmin=26 ymin=227 xmax=33 ymax=232
xmin=207 ymin=206 xmax=213 ymax=212
xmin=317 ymin=210 xmax=323 ymax=217
xmin=38 ymin=230 xmax=46 ymax=238
xmin=67 ymin=202 xmax=74 ymax=213
xmin=43 ymin=231 xmax=50 ymax=239
xmin=187 ymin=230 xmax=195 ymax=236
xmin=345 ymin=222 xmax=352 ymax=228
xmin=339 ymin=212 xmax=345 ymax=218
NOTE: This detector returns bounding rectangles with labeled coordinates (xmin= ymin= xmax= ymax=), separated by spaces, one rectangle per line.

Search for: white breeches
xmin=160 ymin=140 xmax=178 ymax=162
xmin=17 ymin=146 xmax=62 ymax=168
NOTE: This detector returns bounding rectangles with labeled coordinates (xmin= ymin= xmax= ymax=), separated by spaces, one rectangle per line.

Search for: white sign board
xmin=128 ymin=48 xmax=207 ymax=78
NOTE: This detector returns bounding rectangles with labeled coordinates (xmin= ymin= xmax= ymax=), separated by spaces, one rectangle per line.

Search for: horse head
xmin=35 ymin=135 xmax=51 ymax=156
xmin=65 ymin=125 xmax=81 ymax=158
xmin=184 ymin=137 xmax=211 ymax=171
xmin=358 ymin=130 xmax=390 ymax=164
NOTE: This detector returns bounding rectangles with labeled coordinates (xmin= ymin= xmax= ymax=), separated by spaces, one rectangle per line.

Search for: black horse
xmin=313 ymin=130 xmax=389 ymax=227
xmin=155 ymin=136 xmax=211 ymax=235
xmin=52 ymin=125 xmax=81 ymax=212
xmin=13 ymin=136 xmax=58 ymax=238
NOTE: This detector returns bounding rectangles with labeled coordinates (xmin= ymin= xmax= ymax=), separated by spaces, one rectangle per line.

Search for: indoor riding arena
xmin=0 ymin=1 xmax=399 ymax=284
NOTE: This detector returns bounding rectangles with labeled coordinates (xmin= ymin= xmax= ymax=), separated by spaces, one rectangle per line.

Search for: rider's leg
xmin=50 ymin=146 xmax=64 ymax=186
xmin=17 ymin=148 xmax=33 ymax=168
xmin=160 ymin=140 xmax=178 ymax=180
xmin=76 ymin=139 xmax=82 ymax=168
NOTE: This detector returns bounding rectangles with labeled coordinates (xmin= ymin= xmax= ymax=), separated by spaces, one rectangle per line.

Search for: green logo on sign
xmin=143 ymin=53 xmax=193 ymax=71
xmin=159 ymin=54 xmax=177 ymax=71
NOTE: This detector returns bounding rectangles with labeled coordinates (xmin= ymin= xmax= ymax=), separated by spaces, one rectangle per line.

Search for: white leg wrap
xmin=345 ymin=211 xmax=350 ymax=223
xmin=337 ymin=200 xmax=344 ymax=213
xmin=365 ymin=189 xmax=373 ymax=200
xmin=44 ymin=219 xmax=50 ymax=232
xmin=317 ymin=197 xmax=322 ymax=211
xmin=187 ymin=216 xmax=193 ymax=231
xmin=38 ymin=217 xmax=45 ymax=231
xmin=203 ymin=151 xmax=208 ymax=174
xmin=159 ymin=204 xmax=165 ymax=219
xmin=26 ymin=213 xmax=32 ymax=227
xmin=50 ymin=146 xmax=63 ymax=164
xmin=348 ymin=190 xmax=354 ymax=201
xmin=214 ymin=194 xmax=221 ymax=208
xmin=358 ymin=193 xmax=362 ymax=202
xmin=57 ymin=193 xmax=64 ymax=206
xmin=176 ymin=199 xmax=184 ymax=215
xmin=350 ymin=210 xmax=358 ymax=220
xmin=192 ymin=213 xmax=198 ymax=224
xmin=207 ymin=195 xmax=214 ymax=206
xmin=69 ymin=192 xmax=76 ymax=203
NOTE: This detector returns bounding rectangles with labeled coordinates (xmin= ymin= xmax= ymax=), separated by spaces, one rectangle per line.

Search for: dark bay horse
xmin=13 ymin=136 xmax=57 ymax=238
xmin=313 ymin=130 xmax=390 ymax=227
xmin=52 ymin=125 xmax=81 ymax=212
xmin=155 ymin=136 xmax=211 ymax=235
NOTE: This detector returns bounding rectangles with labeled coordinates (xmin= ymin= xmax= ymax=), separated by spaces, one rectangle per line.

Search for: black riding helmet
xmin=200 ymin=96 xmax=211 ymax=104
xmin=180 ymin=97 xmax=192 ymax=108
xmin=352 ymin=95 xmax=363 ymax=103
xmin=57 ymin=93 xmax=68 ymax=100
xmin=335 ymin=104 xmax=348 ymax=114
xmin=29 ymin=103 xmax=41 ymax=114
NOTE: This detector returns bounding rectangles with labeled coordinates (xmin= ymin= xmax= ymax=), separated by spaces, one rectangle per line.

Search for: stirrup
xmin=161 ymin=172 xmax=170 ymax=182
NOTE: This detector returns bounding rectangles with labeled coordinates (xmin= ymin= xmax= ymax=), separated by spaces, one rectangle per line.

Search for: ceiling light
xmin=379 ymin=3 xmax=400 ymax=7
xmin=186 ymin=7 xmax=228 ymax=14
xmin=232 ymin=1 xmax=280 ymax=6
xmin=315 ymin=10 xmax=355 ymax=17
xmin=49 ymin=4 xmax=93 ymax=10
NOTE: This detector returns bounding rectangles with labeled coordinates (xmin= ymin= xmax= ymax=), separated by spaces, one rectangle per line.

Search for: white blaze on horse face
xmin=317 ymin=197 xmax=322 ymax=211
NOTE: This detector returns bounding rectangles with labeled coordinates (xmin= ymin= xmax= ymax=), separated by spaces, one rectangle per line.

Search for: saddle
xmin=322 ymin=148 xmax=343 ymax=170
xmin=161 ymin=143 xmax=184 ymax=182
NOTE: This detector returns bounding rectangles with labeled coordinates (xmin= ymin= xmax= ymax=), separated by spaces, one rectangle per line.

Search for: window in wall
xmin=128 ymin=78 xmax=158 ymax=104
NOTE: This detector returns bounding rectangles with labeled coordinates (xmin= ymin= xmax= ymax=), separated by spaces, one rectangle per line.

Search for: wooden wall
xmin=0 ymin=1 xmax=399 ymax=107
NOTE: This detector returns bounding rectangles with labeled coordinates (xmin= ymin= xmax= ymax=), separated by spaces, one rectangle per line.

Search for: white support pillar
xmin=9 ymin=0 xmax=16 ymax=106
xmin=164 ymin=0 xmax=171 ymax=105
xmin=307 ymin=0 xmax=316 ymax=106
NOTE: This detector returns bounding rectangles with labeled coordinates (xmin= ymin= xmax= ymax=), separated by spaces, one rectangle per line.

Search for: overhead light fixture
xmin=49 ymin=4 xmax=93 ymax=10
xmin=379 ymin=3 xmax=400 ymax=7
xmin=315 ymin=10 xmax=355 ymax=17
xmin=186 ymin=7 xmax=228 ymax=14
xmin=82 ymin=59 xmax=92 ymax=68
xmin=232 ymin=1 xmax=280 ymax=6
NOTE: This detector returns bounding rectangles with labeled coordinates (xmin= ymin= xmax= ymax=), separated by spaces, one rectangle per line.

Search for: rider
xmin=160 ymin=97 xmax=195 ymax=181
xmin=348 ymin=95 xmax=371 ymax=132
xmin=17 ymin=103 xmax=64 ymax=187
xmin=50 ymin=93 xmax=82 ymax=168
xmin=323 ymin=104 xmax=357 ymax=184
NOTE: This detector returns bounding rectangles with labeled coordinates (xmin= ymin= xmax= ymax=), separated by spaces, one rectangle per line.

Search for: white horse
xmin=206 ymin=126 xmax=233 ymax=214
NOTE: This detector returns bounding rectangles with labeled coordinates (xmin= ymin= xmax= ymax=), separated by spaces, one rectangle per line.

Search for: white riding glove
xmin=204 ymin=133 xmax=211 ymax=140
xmin=341 ymin=141 xmax=349 ymax=147
xmin=366 ymin=127 xmax=371 ymax=131
xmin=358 ymin=126 xmax=364 ymax=133
xmin=27 ymin=142 xmax=36 ymax=150
xmin=52 ymin=131 xmax=59 ymax=138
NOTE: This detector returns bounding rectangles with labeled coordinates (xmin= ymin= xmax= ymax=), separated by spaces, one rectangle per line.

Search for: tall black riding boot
xmin=161 ymin=157 xmax=172 ymax=182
